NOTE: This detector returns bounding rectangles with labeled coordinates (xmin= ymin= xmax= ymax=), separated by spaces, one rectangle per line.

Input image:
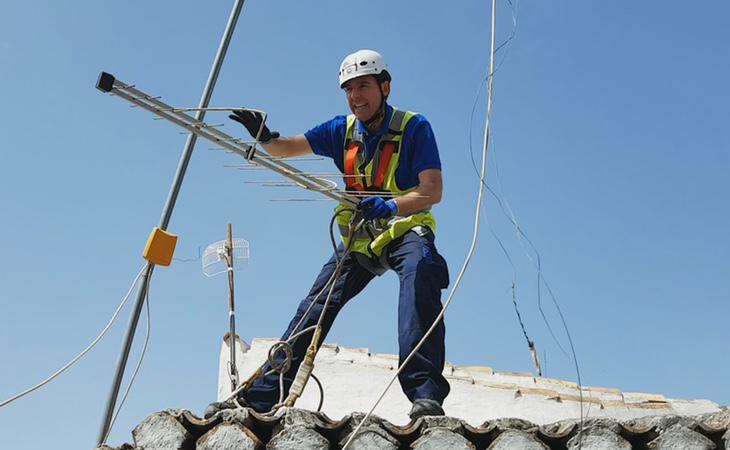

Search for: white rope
xmin=0 ymin=264 xmax=148 ymax=409
xmin=341 ymin=1 xmax=499 ymax=447
xmin=223 ymin=216 xmax=360 ymax=404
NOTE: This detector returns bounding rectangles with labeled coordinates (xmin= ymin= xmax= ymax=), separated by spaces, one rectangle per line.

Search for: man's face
xmin=342 ymin=75 xmax=390 ymax=123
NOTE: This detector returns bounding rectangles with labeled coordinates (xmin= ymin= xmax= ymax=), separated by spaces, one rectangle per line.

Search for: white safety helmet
xmin=338 ymin=49 xmax=391 ymax=88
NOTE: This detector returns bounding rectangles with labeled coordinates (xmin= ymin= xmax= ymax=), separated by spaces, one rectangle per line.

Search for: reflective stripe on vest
xmin=335 ymin=108 xmax=437 ymax=257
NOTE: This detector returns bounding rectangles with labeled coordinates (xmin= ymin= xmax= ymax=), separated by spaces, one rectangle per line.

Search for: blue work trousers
xmin=243 ymin=229 xmax=451 ymax=412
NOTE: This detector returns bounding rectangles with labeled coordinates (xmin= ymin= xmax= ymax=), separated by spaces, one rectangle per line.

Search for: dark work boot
xmin=203 ymin=396 xmax=249 ymax=419
xmin=408 ymin=398 xmax=445 ymax=419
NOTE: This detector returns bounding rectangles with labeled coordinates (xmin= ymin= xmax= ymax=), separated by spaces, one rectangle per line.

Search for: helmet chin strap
xmin=362 ymin=85 xmax=388 ymax=129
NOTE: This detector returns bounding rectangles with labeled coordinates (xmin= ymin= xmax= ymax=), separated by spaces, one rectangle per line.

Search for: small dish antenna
xmin=202 ymin=235 xmax=249 ymax=277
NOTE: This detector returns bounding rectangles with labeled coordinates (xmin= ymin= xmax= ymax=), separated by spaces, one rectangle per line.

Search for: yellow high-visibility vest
xmin=335 ymin=107 xmax=437 ymax=261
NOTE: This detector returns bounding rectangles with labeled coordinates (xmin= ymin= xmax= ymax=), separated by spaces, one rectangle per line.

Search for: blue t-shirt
xmin=304 ymin=105 xmax=441 ymax=190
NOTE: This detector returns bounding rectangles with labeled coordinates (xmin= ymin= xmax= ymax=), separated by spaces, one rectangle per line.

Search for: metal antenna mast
xmin=225 ymin=224 xmax=238 ymax=392
xmin=95 ymin=1 xmax=247 ymax=444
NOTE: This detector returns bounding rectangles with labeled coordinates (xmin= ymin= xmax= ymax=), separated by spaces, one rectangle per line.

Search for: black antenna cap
xmin=96 ymin=72 xmax=115 ymax=93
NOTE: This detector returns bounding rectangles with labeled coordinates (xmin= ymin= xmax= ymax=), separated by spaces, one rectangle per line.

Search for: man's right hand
xmin=229 ymin=110 xmax=280 ymax=144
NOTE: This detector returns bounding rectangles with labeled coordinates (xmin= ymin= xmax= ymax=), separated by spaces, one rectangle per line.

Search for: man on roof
xmin=206 ymin=49 xmax=450 ymax=420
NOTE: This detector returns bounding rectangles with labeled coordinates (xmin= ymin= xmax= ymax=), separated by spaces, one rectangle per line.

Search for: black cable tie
xmin=246 ymin=146 xmax=256 ymax=161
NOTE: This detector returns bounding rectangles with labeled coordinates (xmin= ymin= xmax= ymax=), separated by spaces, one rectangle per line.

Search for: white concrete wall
xmin=229 ymin=338 xmax=721 ymax=426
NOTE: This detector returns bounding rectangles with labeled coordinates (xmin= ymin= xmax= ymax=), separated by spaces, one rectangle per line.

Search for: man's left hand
xmin=359 ymin=197 xmax=398 ymax=220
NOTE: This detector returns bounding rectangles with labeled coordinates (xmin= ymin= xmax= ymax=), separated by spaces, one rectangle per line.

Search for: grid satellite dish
xmin=202 ymin=237 xmax=249 ymax=277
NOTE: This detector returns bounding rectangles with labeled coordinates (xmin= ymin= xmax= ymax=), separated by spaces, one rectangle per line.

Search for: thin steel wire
xmin=105 ymin=274 xmax=153 ymax=442
xmin=342 ymin=0 xmax=499 ymax=446
xmin=0 ymin=265 xmax=147 ymax=409
xmin=464 ymin=0 xmax=585 ymax=440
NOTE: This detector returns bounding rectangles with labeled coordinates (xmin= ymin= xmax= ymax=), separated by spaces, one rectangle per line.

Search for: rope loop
xmin=267 ymin=341 xmax=293 ymax=375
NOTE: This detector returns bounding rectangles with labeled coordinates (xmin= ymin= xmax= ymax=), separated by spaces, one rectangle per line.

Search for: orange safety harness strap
xmin=344 ymin=139 xmax=397 ymax=192
xmin=371 ymin=141 xmax=396 ymax=188
xmin=344 ymin=109 xmax=406 ymax=192
xmin=344 ymin=141 xmax=366 ymax=191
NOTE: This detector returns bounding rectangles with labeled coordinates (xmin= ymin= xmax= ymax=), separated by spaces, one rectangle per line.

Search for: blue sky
xmin=1 ymin=1 xmax=728 ymax=448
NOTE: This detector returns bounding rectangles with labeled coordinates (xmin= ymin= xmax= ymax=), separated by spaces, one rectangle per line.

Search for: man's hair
xmin=376 ymin=70 xmax=392 ymax=84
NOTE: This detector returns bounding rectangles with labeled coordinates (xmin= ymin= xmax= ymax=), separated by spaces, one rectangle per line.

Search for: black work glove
xmin=229 ymin=110 xmax=280 ymax=144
